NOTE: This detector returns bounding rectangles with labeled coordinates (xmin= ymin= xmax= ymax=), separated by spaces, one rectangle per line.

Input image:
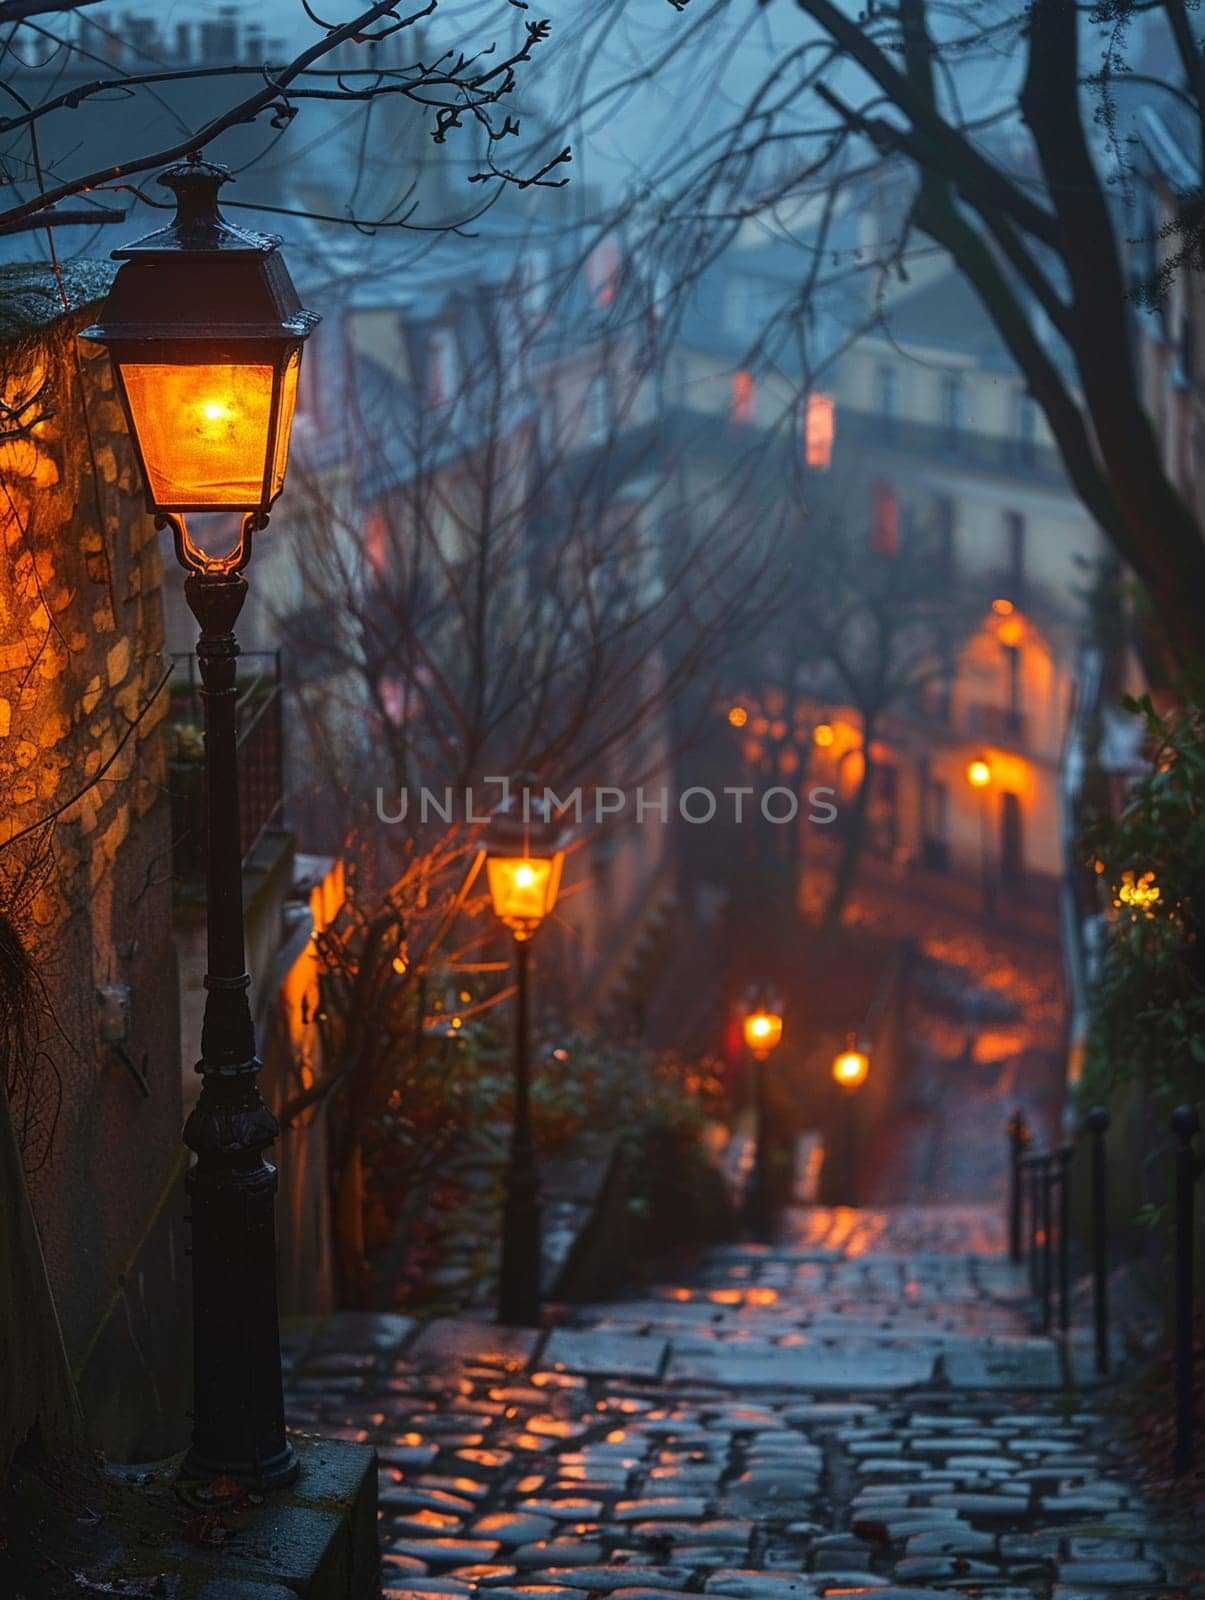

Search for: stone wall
xmin=0 ymin=266 xmax=188 ymax=1462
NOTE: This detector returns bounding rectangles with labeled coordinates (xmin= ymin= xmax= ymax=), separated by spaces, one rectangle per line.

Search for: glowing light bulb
xmin=514 ymin=862 xmax=536 ymax=888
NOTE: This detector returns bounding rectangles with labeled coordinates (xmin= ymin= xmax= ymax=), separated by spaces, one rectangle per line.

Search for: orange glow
xmin=743 ymin=1007 xmax=783 ymax=1056
xmin=120 ymin=358 xmax=294 ymax=509
xmin=805 ymin=392 xmax=835 ymax=469
xmin=991 ymin=597 xmax=1015 ymax=615
xmin=832 ymin=1034 xmax=869 ymax=1091
xmin=966 ymin=756 xmax=992 ymax=790
xmin=486 ymin=853 xmax=563 ymax=937
xmin=996 ymin=614 xmax=1025 ymax=647
xmin=813 ymin=722 xmax=835 ymax=748
xmin=728 ymin=705 xmax=749 ymax=728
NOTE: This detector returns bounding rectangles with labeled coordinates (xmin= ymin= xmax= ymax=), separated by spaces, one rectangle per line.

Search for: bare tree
xmin=266 ymin=229 xmax=783 ymax=1299
xmin=580 ymin=0 xmax=1205 ymax=673
xmin=0 ymin=2 xmax=569 ymax=235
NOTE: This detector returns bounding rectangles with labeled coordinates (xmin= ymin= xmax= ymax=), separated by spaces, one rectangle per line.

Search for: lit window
xmin=871 ymin=480 xmax=899 ymax=556
xmin=364 ymin=509 xmax=388 ymax=576
xmin=805 ymin=393 xmax=835 ymax=469
xmin=731 ymin=370 xmax=755 ymax=425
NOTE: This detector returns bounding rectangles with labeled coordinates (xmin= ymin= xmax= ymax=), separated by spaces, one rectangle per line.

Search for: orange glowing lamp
xmin=966 ymin=755 xmax=993 ymax=790
xmin=813 ymin=722 xmax=835 ymax=748
xmin=82 ymin=159 xmax=317 ymax=571
xmin=832 ymin=1033 xmax=870 ymax=1091
xmin=482 ymin=788 xmax=566 ymax=941
xmin=743 ymin=1005 xmax=784 ymax=1058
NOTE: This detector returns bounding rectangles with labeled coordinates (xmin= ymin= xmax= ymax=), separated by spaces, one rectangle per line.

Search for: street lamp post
xmin=966 ymin=753 xmax=995 ymax=914
xmin=742 ymin=992 xmax=784 ymax=1240
xmin=832 ymin=1033 xmax=870 ymax=1205
xmin=83 ymin=159 xmax=318 ymax=1486
xmin=482 ymin=795 xmax=566 ymax=1327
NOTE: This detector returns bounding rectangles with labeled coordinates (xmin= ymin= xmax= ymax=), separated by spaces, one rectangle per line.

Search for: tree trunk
xmin=333 ymin=1137 xmax=368 ymax=1308
xmin=822 ymin=713 xmax=876 ymax=930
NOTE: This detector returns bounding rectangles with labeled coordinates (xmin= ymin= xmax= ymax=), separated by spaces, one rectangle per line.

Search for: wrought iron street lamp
xmin=831 ymin=1033 xmax=869 ymax=1092
xmin=831 ymin=1033 xmax=869 ymax=1205
xmin=965 ymin=752 xmax=995 ymax=913
xmin=82 ymin=158 xmax=318 ymax=1487
xmin=482 ymin=793 xmax=566 ymax=1326
xmin=742 ymin=989 xmax=783 ymax=1240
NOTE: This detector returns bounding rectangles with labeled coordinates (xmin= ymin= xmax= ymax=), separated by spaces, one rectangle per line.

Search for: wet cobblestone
xmin=285 ymin=1207 xmax=1201 ymax=1599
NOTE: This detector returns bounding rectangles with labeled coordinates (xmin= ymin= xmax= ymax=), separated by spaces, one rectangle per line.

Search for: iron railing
xmin=168 ymin=650 xmax=285 ymax=878
xmin=1008 ymin=1103 xmax=1203 ymax=1478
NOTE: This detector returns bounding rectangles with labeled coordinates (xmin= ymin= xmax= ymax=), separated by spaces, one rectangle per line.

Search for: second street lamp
xmin=832 ymin=1033 xmax=870 ymax=1205
xmin=483 ymin=794 xmax=566 ymax=1327
xmin=966 ymin=752 xmax=996 ymax=914
xmin=82 ymin=158 xmax=318 ymax=1486
xmin=742 ymin=991 xmax=784 ymax=1240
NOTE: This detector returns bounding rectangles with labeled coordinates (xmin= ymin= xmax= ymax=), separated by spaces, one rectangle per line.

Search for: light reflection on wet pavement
xmin=286 ymin=1207 xmax=1200 ymax=1599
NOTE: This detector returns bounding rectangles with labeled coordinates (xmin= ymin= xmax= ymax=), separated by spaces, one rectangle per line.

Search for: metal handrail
xmin=1007 ymin=1106 xmax=1109 ymax=1363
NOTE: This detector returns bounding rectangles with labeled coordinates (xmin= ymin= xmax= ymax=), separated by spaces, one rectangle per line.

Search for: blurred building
xmin=668 ymin=206 xmax=1106 ymax=918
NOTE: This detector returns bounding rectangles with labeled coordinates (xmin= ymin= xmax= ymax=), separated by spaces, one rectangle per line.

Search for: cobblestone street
xmin=284 ymin=1208 xmax=1200 ymax=1600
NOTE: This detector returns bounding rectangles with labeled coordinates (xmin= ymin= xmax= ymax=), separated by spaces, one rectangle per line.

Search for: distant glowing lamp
xmin=991 ymin=597 xmax=1015 ymax=616
xmin=966 ymin=754 xmax=993 ymax=790
xmin=81 ymin=158 xmax=318 ymax=574
xmin=813 ymin=722 xmax=835 ymax=748
xmin=832 ymin=1033 xmax=870 ymax=1091
xmin=728 ymin=705 xmax=749 ymax=728
xmin=743 ymin=1001 xmax=784 ymax=1059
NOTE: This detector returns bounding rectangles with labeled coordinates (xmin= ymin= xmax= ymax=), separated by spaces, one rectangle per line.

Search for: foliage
xmin=1079 ymin=696 xmax=1205 ymax=1109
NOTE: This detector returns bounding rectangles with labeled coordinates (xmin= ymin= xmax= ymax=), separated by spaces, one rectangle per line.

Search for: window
xmin=933 ymin=494 xmax=956 ymax=577
xmin=427 ymin=328 xmax=459 ymax=406
xmin=731 ymin=369 xmax=755 ymax=425
xmin=876 ymin=363 xmax=899 ymax=420
xmin=1016 ymin=393 xmax=1038 ymax=462
xmin=924 ymin=777 xmax=948 ymax=840
xmin=586 ymin=239 xmax=619 ymax=308
xmin=1004 ymin=510 xmax=1026 ymax=590
xmin=871 ymin=480 xmax=899 ymax=557
xmin=364 ymin=509 xmax=388 ymax=577
xmin=587 ymin=373 xmax=611 ymax=443
xmin=940 ymin=373 xmax=966 ymax=444
xmin=1003 ymin=642 xmax=1022 ymax=728
xmin=804 ymin=392 xmax=835 ymax=469
xmin=521 ymin=248 xmax=550 ymax=322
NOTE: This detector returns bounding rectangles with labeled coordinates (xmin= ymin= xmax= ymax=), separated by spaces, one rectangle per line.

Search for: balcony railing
xmin=167 ymin=651 xmax=285 ymax=881
xmin=965 ymin=700 xmax=1028 ymax=745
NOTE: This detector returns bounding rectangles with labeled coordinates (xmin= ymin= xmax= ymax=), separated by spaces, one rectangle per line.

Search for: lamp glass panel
xmin=270 ymin=348 xmax=302 ymax=500
xmin=120 ymin=361 xmax=275 ymax=507
xmin=486 ymin=856 xmax=555 ymax=928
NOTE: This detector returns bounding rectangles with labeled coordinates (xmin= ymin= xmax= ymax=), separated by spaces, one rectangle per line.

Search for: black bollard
xmin=1008 ymin=1108 xmax=1030 ymax=1263
xmin=1056 ymin=1145 xmax=1073 ymax=1335
xmin=1040 ymin=1158 xmax=1054 ymax=1335
xmin=1084 ymin=1105 xmax=1110 ymax=1375
xmin=1172 ymin=1105 xmax=1201 ymax=1477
